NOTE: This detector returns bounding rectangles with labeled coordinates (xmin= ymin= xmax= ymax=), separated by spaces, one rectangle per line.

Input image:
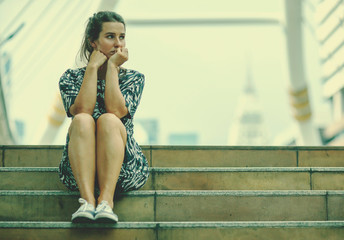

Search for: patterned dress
xmin=58 ymin=66 xmax=149 ymax=193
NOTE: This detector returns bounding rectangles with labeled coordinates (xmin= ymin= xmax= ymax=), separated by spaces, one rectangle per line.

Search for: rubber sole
xmin=71 ymin=212 xmax=95 ymax=223
xmin=94 ymin=212 xmax=118 ymax=223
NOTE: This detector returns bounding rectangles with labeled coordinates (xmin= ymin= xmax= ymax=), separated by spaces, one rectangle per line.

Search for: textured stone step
xmin=1 ymin=167 xmax=344 ymax=191
xmin=1 ymin=221 xmax=344 ymax=240
xmin=1 ymin=146 xmax=344 ymax=168
xmin=0 ymin=190 xmax=343 ymax=222
xmin=2 ymin=145 xmax=343 ymax=239
xmin=151 ymin=146 xmax=344 ymax=167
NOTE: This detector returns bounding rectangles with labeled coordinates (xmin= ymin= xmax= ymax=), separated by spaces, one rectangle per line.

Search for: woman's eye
xmin=106 ymin=35 xmax=125 ymax=40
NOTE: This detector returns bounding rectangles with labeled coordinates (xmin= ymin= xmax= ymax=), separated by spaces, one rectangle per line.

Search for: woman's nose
xmin=114 ymin=37 xmax=121 ymax=47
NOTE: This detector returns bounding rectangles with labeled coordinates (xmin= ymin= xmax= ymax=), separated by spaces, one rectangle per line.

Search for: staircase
xmin=0 ymin=145 xmax=343 ymax=239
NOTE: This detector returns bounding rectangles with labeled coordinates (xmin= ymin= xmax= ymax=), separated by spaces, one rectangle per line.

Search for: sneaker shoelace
xmin=78 ymin=198 xmax=93 ymax=212
xmin=96 ymin=200 xmax=112 ymax=213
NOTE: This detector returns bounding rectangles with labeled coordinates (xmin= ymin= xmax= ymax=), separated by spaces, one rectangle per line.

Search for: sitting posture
xmin=58 ymin=11 xmax=149 ymax=223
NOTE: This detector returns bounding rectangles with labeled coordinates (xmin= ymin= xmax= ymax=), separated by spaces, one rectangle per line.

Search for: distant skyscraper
xmin=135 ymin=118 xmax=159 ymax=145
xmin=227 ymin=65 xmax=269 ymax=145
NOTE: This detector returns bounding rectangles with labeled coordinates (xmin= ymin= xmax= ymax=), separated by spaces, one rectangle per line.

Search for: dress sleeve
xmin=59 ymin=69 xmax=81 ymax=118
xmin=121 ymin=72 xmax=145 ymax=120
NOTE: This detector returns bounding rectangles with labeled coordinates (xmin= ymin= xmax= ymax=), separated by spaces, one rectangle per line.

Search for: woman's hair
xmin=79 ymin=11 xmax=126 ymax=63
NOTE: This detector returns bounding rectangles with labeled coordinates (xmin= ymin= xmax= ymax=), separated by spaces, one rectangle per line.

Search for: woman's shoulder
xmin=60 ymin=67 xmax=86 ymax=82
xmin=64 ymin=67 xmax=86 ymax=76
xmin=121 ymin=67 xmax=145 ymax=80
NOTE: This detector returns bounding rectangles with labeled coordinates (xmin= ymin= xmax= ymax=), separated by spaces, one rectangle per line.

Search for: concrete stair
xmin=1 ymin=145 xmax=344 ymax=239
xmin=1 ymin=167 xmax=344 ymax=190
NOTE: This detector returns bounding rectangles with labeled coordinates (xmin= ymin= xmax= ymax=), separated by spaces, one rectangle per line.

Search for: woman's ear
xmin=89 ymin=38 xmax=97 ymax=49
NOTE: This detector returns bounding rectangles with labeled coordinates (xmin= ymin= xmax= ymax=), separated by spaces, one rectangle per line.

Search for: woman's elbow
xmin=106 ymin=106 xmax=128 ymax=119
xmin=70 ymin=104 xmax=94 ymax=116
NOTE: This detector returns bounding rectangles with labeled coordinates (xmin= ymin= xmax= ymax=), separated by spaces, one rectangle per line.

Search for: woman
xmin=58 ymin=11 xmax=149 ymax=223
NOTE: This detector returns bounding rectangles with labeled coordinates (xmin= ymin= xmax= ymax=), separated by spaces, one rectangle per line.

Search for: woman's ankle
xmin=80 ymin=195 xmax=96 ymax=207
xmin=97 ymin=196 xmax=114 ymax=208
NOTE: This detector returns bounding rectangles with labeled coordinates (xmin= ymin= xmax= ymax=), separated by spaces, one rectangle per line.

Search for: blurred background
xmin=0 ymin=0 xmax=342 ymax=146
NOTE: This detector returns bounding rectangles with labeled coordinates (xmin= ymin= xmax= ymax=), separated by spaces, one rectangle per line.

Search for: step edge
xmin=2 ymin=167 xmax=344 ymax=173
xmin=1 ymin=190 xmax=341 ymax=196
xmin=2 ymin=145 xmax=344 ymax=150
xmin=0 ymin=221 xmax=344 ymax=229
xmin=152 ymin=167 xmax=344 ymax=172
xmin=149 ymin=145 xmax=344 ymax=150
xmin=0 ymin=167 xmax=58 ymax=172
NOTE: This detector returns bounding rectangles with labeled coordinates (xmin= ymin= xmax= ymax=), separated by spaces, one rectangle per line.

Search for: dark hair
xmin=79 ymin=11 xmax=126 ymax=63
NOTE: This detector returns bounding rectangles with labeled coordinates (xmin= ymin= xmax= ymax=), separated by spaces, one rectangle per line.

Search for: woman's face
xmin=93 ymin=21 xmax=126 ymax=59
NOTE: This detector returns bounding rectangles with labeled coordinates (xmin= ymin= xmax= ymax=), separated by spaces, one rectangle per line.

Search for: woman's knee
xmin=97 ymin=113 xmax=126 ymax=137
xmin=69 ymin=113 xmax=95 ymax=136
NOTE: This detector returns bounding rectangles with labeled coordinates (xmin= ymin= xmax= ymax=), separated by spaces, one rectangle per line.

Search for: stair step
xmin=1 ymin=167 xmax=344 ymax=190
xmin=2 ymin=145 xmax=343 ymax=239
xmin=1 ymin=190 xmax=343 ymax=222
xmin=150 ymin=146 xmax=344 ymax=167
xmin=1 ymin=221 xmax=344 ymax=240
xmin=2 ymin=146 xmax=344 ymax=167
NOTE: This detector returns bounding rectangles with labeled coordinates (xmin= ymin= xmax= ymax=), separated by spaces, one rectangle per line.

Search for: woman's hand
xmin=88 ymin=50 xmax=107 ymax=69
xmin=109 ymin=47 xmax=129 ymax=67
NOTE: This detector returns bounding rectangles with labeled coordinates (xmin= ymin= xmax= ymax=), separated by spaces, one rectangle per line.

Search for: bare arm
xmin=69 ymin=50 xmax=107 ymax=116
xmin=69 ymin=65 xmax=97 ymax=116
xmin=104 ymin=47 xmax=129 ymax=118
xmin=104 ymin=62 xmax=128 ymax=118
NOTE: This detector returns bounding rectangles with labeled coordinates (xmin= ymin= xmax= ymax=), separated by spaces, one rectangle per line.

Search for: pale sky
xmin=0 ymin=0 xmax=331 ymax=145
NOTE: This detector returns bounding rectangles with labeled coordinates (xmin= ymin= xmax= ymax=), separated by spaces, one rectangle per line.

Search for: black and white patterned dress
xmin=58 ymin=66 xmax=149 ymax=193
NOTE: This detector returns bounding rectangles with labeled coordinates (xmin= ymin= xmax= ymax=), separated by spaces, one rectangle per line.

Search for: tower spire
xmin=227 ymin=60 xmax=269 ymax=145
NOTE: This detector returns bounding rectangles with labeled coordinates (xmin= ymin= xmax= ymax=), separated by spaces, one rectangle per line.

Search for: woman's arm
xmin=104 ymin=62 xmax=128 ymax=118
xmin=69 ymin=51 xmax=107 ymax=116
xmin=104 ymin=48 xmax=129 ymax=118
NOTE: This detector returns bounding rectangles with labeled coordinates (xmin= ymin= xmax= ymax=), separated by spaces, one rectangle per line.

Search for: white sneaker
xmin=71 ymin=198 xmax=95 ymax=223
xmin=95 ymin=200 xmax=118 ymax=223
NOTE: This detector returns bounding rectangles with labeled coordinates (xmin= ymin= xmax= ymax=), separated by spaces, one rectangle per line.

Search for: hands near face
xmin=109 ymin=47 xmax=129 ymax=67
xmin=88 ymin=47 xmax=128 ymax=70
xmin=88 ymin=49 xmax=107 ymax=69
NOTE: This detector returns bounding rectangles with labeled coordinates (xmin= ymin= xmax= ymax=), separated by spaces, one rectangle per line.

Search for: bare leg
xmin=68 ymin=113 xmax=96 ymax=207
xmin=96 ymin=113 xmax=127 ymax=208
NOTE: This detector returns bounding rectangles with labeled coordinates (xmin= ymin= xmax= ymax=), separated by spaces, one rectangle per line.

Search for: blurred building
xmin=135 ymin=118 xmax=159 ymax=145
xmin=315 ymin=0 xmax=344 ymax=145
xmin=168 ymin=133 xmax=199 ymax=145
xmin=227 ymin=66 xmax=269 ymax=145
xmin=275 ymin=0 xmax=344 ymax=146
xmin=13 ymin=119 xmax=25 ymax=143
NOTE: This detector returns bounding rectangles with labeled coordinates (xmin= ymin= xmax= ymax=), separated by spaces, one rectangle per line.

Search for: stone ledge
xmin=0 ymin=167 xmax=58 ymax=172
xmin=1 ymin=145 xmax=344 ymax=150
xmin=3 ymin=167 xmax=344 ymax=172
xmin=0 ymin=190 xmax=339 ymax=197
xmin=1 ymin=221 xmax=344 ymax=229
